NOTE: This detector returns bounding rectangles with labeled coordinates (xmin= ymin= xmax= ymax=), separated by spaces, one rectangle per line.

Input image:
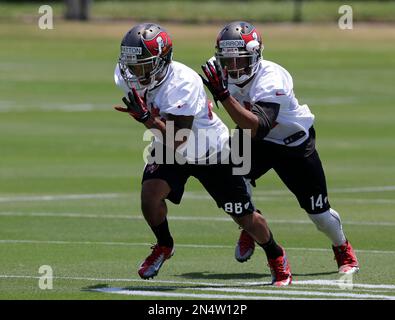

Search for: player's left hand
xmin=200 ymin=60 xmax=230 ymax=108
xmin=114 ymin=87 xmax=151 ymax=123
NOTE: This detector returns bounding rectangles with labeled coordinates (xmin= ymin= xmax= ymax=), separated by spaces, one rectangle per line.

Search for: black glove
xmin=114 ymin=87 xmax=151 ymax=123
xmin=200 ymin=60 xmax=230 ymax=107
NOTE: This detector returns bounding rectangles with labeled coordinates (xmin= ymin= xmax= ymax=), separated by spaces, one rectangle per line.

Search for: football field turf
xmin=0 ymin=21 xmax=394 ymax=300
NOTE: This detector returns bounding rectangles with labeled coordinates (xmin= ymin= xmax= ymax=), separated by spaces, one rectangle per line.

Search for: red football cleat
xmin=138 ymin=244 xmax=175 ymax=279
xmin=268 ymin=247 xmax=292 ymax=287
xmin=235 ymin=229 xmax=255 ymax=262
xmin=333 ymin=240 xmax=359 ymax=274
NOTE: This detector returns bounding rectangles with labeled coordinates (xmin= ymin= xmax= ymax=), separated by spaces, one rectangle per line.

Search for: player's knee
xmin=232 ymin=210 xmax=262 ymax=229
xmin=140 ymin=190 xmax=167 ymax=227
xmin=141 ymin=194 xmax=158 ymax=215
xmin=141 ymin=186 xmax=164 ymax=215
xmin=233 ymin=214 xmax=253 ymax=229
xmin=141 ymin=180 xmax=170 ymax=212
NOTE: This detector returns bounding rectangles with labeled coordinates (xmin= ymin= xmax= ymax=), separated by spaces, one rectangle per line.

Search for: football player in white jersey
xmin=113 ymin=23 xmax=292 ymax=286
xmin=201 ymin=21 xmax=359 ymax=275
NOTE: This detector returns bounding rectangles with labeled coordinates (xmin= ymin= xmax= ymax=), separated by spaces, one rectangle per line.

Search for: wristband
xmin=217 ymin=89 xmax=230 ymax=102
xmin=136 ymin=110 xmax=151 ymax=123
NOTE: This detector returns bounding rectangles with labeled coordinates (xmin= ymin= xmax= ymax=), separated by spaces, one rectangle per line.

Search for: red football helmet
xmin=215 ymin=21 xmax=263 ymax=84
xmin=118 ymin=23 xmax=173 ymax=89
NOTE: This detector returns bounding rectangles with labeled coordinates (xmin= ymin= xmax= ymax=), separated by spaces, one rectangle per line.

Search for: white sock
xmin=308 ymin=208 xmax=347 ymax=246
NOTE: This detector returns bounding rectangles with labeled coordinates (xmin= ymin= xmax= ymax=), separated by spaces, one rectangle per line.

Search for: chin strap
xmin=228 ymin=59 xmax=260 ymax=85
xmin=146 ymin=62 xmax=171 ymax=90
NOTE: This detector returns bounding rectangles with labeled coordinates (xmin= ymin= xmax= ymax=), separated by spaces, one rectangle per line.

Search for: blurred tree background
xmin=0 ymin=0 xmax=394 ymax=23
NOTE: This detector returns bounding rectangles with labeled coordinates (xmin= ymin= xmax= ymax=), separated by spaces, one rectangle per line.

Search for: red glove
xmin=200 ymin=60 xmax=230 ymax=107
xmin=114 ymin=87 xmax=151 ymax=123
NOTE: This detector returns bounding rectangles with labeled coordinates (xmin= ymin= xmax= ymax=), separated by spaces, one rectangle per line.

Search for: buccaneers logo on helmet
xmin=118 ymin=23 xmax=173 ymax=89
xmin=143 ymin=31 xmax=172 ymax=57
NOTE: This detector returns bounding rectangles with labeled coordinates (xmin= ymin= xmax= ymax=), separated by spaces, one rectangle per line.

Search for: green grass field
xmin=0 ymin=20 xmax=395 ymax=300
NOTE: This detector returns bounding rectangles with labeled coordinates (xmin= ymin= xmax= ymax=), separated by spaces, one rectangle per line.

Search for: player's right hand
xmin=114 ymin=87 xmax=151 ymax=123
xmin=200 ymin=60 xmax=230 ymax=108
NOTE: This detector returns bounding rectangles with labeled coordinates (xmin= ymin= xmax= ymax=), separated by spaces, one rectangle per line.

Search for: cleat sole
xmin=339 ymin=266 xmax=360 ymax=275
xmin=235 ymin=255 xmax=252 ymax=263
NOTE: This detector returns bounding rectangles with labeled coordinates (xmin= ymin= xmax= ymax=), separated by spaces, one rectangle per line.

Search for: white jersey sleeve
xmin=250 ymin=59 xmax=297 ymax=106
xmin=114 ymin=64 xmax=130 ymax=95
xmin=230 ymin=59 xmax=315 ymax=146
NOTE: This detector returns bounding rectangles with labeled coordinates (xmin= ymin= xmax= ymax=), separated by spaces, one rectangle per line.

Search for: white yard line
xmin=91 ymin=288 xmax=299 ymax=300
xmin=0 ymin=103 xmax=110 ymax=113
xmin=0 ymin=274 xmax=235 ymax=287
xmin=332 ymin=186 xmax=395 ymax=193
xmin=335 ymin=199 xmax=395 ymax=205
xmin=0 ymin=212 xmax=233 ymax=222
xmin=0 ymin=185 xmax=394 ymax=203
xmin=0 ymin=239 xmax=394 ymax=255
xmin=240 ymin=280 xmax=395 ymax=291
xmin=237 ymin=185 xmax=395 ymax=195
xmin=0 ymin=239 xmax=233 ymax=249
xmin=1 ymin=211 xmax=394 ymax=227
xmin=2 ymin=274 xmax=395 ymax=291
xmin=294 ymin=280 xmax=395 ymax=290
xmin=186 ymin=193 xmax=395 ymax=204
xmin=189 ymin=287 xmax=395 ymax=300
xmin=0 ymin=194 xmax=121 ymax=203
xmin=1 ymin=194 xmax=394 ymax=205
xmin=0 ymin=274 xmax=394 ymax=299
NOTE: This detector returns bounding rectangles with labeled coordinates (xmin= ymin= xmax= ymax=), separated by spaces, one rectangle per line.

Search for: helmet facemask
xmin=215 ymin=40 xmax=261 ymax=84
xmin=215 ymin=21 xmax=263 ymax=85
xmin=119 ymin=47 xmax=171 ymax=90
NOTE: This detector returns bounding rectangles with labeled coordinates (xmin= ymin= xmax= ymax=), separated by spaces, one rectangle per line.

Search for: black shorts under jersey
xmin=142 ymin=161 xmax=255 ymax=217
xmin=246 ymin=127 xmax=331 ymax=214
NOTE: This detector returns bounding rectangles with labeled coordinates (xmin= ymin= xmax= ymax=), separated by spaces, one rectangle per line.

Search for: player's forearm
xmin=222 ymin=96 xmax=259 ymax=137
xmin=144 ymin=116 xmax=166 ymax=132
xmin=144 ymin=117 xmax=187 ymax=149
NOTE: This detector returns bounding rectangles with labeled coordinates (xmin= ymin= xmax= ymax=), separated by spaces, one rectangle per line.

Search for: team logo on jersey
xmin=146 ymin=164 xmax=159 ymax=174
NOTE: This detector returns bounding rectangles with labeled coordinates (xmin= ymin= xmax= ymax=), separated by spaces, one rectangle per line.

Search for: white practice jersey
xmin=229 ymin=59 xmax=315 ymax=146
xmin=114 ymin=61 xmax=229 ymax=162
